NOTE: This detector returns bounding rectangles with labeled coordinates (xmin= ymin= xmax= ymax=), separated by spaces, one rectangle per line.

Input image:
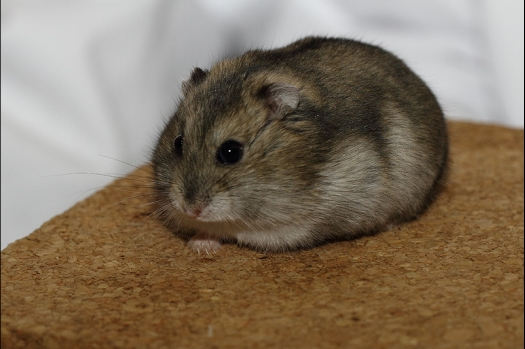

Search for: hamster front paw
xmin=187 ymin=232 xmax=221 ymax=254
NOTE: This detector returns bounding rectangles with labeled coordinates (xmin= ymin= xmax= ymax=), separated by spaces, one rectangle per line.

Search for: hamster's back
xmin=243 ymin=37 xmax=449 ymax=228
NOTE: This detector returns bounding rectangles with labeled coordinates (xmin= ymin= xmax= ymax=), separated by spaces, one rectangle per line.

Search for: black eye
xmin=173 ymin=134 xmax=183 ymax=156
xmin=217 ymin=140 xmax=243 ymax=165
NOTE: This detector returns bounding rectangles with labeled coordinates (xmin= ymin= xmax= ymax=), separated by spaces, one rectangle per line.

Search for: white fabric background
xmin=2 ymin=0 xmax=523 ymax=250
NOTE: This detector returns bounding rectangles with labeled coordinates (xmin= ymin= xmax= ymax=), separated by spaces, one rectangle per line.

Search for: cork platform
xmin=1 ymin=121 xmax=523 ymax=349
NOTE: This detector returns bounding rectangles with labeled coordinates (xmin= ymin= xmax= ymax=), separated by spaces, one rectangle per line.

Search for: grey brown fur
xmin=152 ymin=36 xmax=448 ymax=253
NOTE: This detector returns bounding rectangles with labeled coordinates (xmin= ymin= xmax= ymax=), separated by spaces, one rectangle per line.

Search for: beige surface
xmin=1 ymin=121 xmax=523 ymax=349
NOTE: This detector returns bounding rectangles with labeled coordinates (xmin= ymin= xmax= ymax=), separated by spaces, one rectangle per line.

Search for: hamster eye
xmin=173 ymin=134 xmax=183 ymax=156
xmin=216 ymin=140 xmax=243 ymax=165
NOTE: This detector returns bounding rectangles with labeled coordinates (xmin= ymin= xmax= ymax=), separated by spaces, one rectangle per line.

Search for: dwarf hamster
xmin=152 ymin=36 xmax=448 ymax=253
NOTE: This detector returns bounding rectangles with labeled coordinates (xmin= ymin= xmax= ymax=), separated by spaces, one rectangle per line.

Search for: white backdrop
xmin=2 ymin=0 xmax=523 ymax=250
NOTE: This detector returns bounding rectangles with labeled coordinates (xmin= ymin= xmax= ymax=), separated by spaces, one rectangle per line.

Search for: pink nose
xmin=184 ymin=207 xmax=202 ymax=218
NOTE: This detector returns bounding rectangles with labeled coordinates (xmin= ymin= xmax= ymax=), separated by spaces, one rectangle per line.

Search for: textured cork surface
xmin=1 ymin=121 xmax=523 ymax=349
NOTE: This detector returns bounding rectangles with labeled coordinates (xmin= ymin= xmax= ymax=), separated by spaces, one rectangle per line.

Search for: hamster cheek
xmin=186 ymin=232 xmax=222 ymax=254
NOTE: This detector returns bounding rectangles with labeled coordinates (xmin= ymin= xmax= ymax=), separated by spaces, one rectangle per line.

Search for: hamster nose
xmin=183 ymin=206 xmax=202 ymax=218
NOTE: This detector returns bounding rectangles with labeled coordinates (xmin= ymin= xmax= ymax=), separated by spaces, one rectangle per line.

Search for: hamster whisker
xmin=96 ymin=155 xmax=148 ymax=171
xmin=151 ymin=203 xmax=175 ymax=227
xmin=105 ymin=193 xmax=160 ymax=209
xmin=147 ymin=206 xmax=169 ymax=223
xmin=45 ymin=171 xmax=150 ymax=182
xmin=135 ymin=201 xmax=173 ymax=225
xmin=107 ymin=184 xmax=156 ymax=191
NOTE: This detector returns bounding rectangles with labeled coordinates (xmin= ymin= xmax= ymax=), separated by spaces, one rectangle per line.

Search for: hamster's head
xmin=152 ymin=65 xmax=329 ymax=232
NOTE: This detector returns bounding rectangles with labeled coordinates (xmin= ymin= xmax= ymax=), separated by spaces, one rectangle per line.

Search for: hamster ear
xmin=182 ymin=67 xmax=209 ymax=95
xmin=260 ymin=83 xmax=300 ymax=119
